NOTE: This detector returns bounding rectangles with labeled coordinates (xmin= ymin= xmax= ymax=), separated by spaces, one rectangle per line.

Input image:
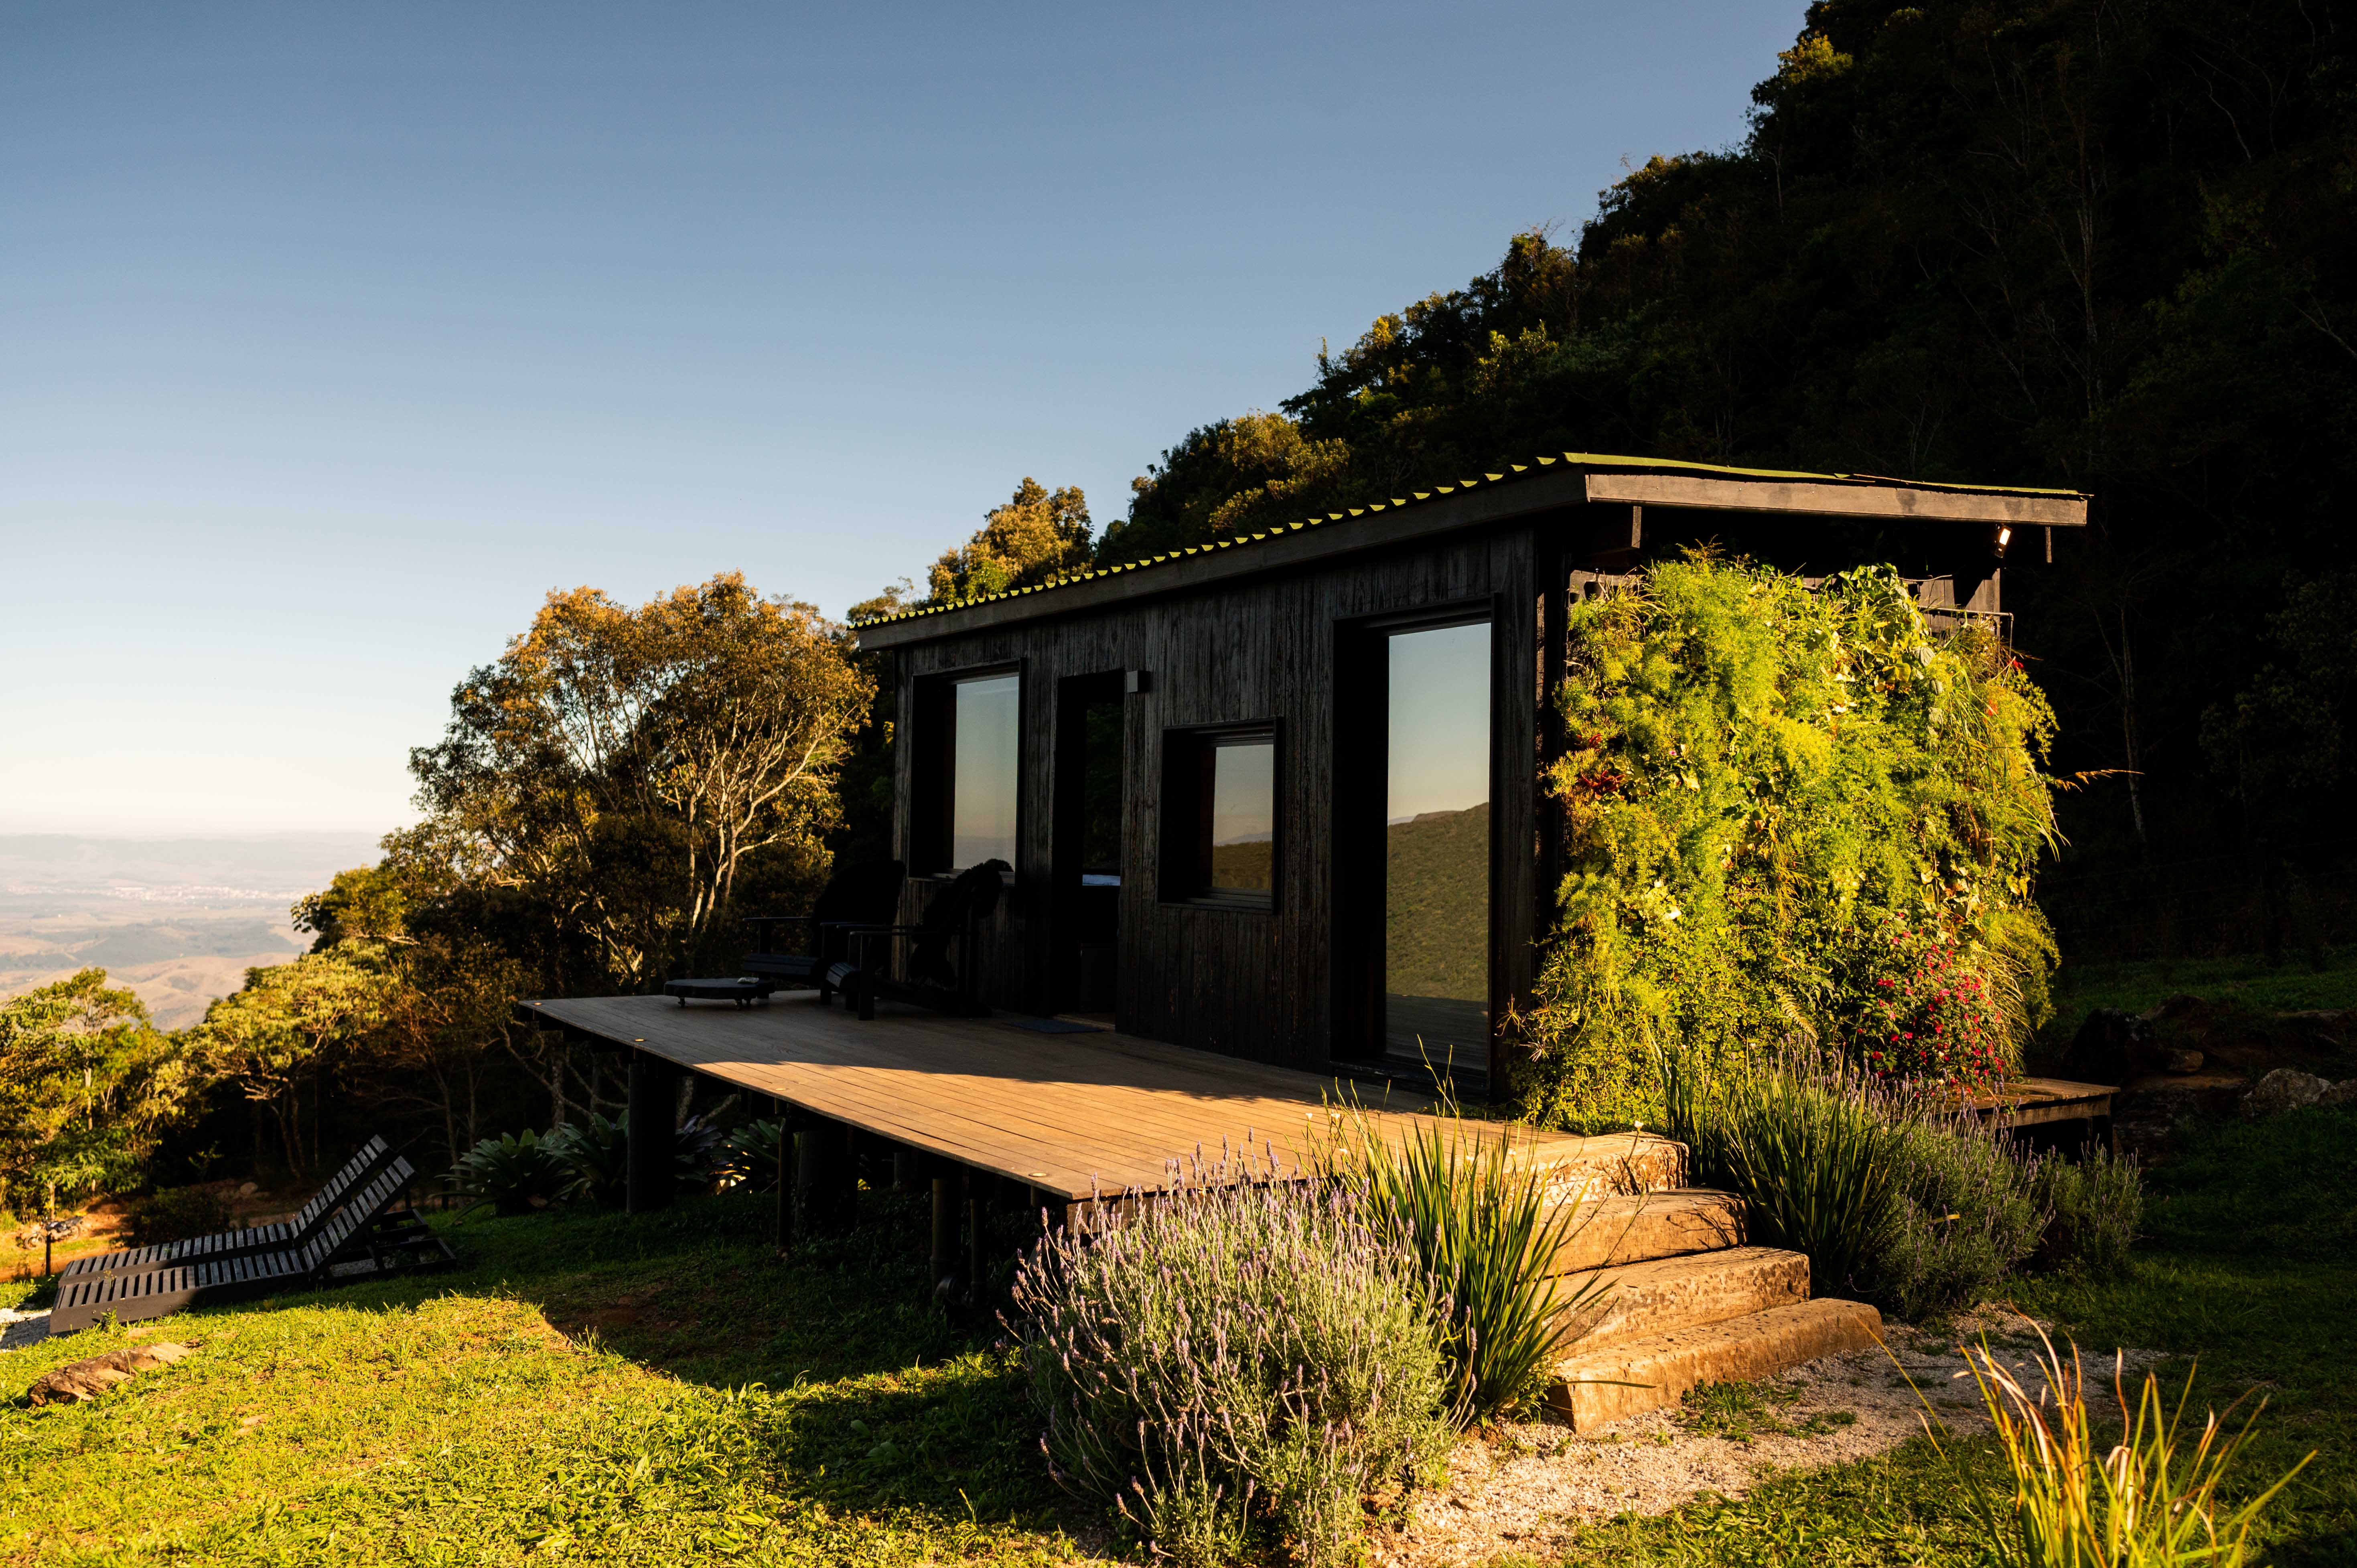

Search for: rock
xmin=2064 ymin=1008 xmax=2162 ymax=1084
xmin=26 ymin=1341 xmax=197 ymax=1406
xmin=2320 ymin=1079 xmax=2357 ymax=1108
xmin=2241 ymin=1068 xmax=2332 ymax=1121
xmin=2164 ymin=1048 xmax=2205 ymax=1075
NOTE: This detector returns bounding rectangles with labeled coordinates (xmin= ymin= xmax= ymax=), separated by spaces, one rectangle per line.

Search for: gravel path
xmin=1371 ymin=1310 xmax=2162 ymax=1567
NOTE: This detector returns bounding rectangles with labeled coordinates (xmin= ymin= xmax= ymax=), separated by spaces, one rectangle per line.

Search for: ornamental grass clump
xmin=1660 ymin=1044 xmax=1903 ymax=1298
xmin=1008 ymin=1149 xmax=1452 ymax=1568
xmin=1320 ymin=1092 xmax=1616 ymax=1424
xmin=1940 ymin=1325 xmax=2311 ymax=1567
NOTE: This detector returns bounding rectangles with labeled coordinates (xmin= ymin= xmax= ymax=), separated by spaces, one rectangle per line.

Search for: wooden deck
xmin=518 ymin=993 xmax=1681 ymax=1204
xmin=1965 ymin=1075 xmax=2116 ymax=1128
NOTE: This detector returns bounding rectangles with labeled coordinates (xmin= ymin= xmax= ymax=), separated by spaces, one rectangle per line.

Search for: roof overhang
xmin=854 ymin=454 xmax=2087 ymax=650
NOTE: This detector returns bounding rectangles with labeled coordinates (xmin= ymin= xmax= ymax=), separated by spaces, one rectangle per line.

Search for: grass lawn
xmin=2042 ymin=942 xmax=2357 ymax=1050
xmin=0 ymin=1191 xmax=1087 ymax=1567
xmin=3 ymin=1085 xmax=2350 ymax=1566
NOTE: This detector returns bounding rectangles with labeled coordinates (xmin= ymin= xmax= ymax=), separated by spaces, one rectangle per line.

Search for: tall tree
xmin=0 ymin=971 xmax=189 ymax=1213
xmin=410 ymin=571 xmax=872 ymax=990
xmin=926 ymin=478 xmax=1093 ymax=603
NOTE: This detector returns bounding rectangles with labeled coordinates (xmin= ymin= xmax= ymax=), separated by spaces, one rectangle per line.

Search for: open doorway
xmin=1052 ymin=673 xmax=1127 ymax=1016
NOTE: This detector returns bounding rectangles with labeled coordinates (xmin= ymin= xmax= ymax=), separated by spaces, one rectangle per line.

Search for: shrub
xmin=2034 ymin=1145 xmax=2143 ymax=1277
xmin=544 ymin=1104 xmax=740 ymax=1208
xmin=1662 ymin=1047 xmax=1902 ymax=1298
xmin=1849 ymin=924 xmax=2014 ymax=1093
xmin=1513 ymin=559 xmax=2059 ymax=1129
xmin=546 ymin=1115 xmax=629 ymax=1207
xmin=128 ymin=1185 xmax=236 ymax=1247
xmin=1324 ymin=1095 xmax=1612 ymax=1423
xmin=717 ymin=1119 xmax=785 ymax=1192
xmin=447 ymin=1129 xmax=574 ymax=1216
xmin=1010 ymin=1158 xmax=1452 ymax=1568
xmin=1870 ymin=1114 xmax=2048 ymax=1322
xmin=1952 ymin=1326 xmax=2311 ymax=1566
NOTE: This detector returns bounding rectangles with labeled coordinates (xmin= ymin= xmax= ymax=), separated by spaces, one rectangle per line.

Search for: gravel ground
xmin=1370 ymin=1309 xmax=2163 ymax=1568
xmin=0 ymin=1305 xmax=52 ymax=1353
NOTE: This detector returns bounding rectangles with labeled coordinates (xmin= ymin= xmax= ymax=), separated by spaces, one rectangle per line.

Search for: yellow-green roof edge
xmin=850 ymin=449 xmax=2087 ymax=630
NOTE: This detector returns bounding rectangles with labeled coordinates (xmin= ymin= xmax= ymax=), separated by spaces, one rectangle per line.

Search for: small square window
xmin=1161 ymin=725 xmax=1277 ymax=908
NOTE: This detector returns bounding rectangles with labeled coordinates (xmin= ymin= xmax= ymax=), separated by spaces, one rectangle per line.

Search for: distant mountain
xmin=1386 ymin=804 xmax=1488 ymax=1000
xmin=0 ymin=831 xmax=382 ymax=1028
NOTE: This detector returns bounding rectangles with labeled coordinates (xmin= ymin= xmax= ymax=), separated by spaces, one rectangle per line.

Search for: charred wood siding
xmin=891 ymin=516 xmax=1544 ymax=1074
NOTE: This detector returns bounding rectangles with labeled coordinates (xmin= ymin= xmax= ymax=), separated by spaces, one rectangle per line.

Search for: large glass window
xmin=1207 ymin=736 xmax=1275 ymax=893
xmin=1160 ymin=725 xmax=1276 ymax=907
xmin=951 ymin=673 xmax=1019 ymax=870
xmin=1384 ymin=622 xmax=1490 ymax=1066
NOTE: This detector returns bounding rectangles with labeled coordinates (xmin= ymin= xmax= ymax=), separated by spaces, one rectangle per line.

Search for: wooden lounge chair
xmin=61 ymin=1137 xmax=397 ymax=1282
xmin=742 ymin=860 xmax=907 ymax=1003
xmin=49 ymin=1156 xmax=453 ymax=1334
xmin=842 ymin=860 xmax=1009 ymax=1019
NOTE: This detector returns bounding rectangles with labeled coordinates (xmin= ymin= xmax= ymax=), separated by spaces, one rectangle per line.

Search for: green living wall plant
xmin=1513 ymin=558 xmax=2059 ymax=1129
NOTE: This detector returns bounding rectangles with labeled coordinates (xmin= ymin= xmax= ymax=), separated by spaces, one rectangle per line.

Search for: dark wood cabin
xmin=853 ymin=453 xmax=2088 ymax=1096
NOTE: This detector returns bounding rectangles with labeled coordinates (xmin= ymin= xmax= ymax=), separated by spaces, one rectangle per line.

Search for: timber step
xmin=1541 ymin=1187 xmax=1745 ymax=1274
xmin=1547 ymin=1297 xmax=1885 ymax=1431
xmin=1550 ymin=1244 xmax=1811 ymax=1352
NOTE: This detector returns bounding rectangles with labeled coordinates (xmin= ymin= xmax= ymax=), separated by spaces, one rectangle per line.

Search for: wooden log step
xmin=1546 ymin=1298 xmax=1885 ymax=1432
xmin=1551 ymin=1244 xmax=1810 ymax=1353
xmin=1539 ymin=1188 xmax=1745 ymax=1274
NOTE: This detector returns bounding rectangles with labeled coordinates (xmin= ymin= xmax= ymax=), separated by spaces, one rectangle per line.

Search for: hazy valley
xmin=0 ymin=833 xmax=382 ymax=1028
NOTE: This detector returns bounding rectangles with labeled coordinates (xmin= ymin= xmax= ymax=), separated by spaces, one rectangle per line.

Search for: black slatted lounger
xmin=61 ymin=1136 xmax=396 ymax=1282
xmin=49 ymin=1156 xmax=454 ymax=1334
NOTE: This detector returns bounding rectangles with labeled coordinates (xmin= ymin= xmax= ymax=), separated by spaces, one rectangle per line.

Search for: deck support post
xmin=625 ymin=1052 xmax=681 ymax=1215
xmin=930 ymin=1175 xmax=957 ymax=1303
xmin=795 ymin=1119 xmax=856 ymax=1239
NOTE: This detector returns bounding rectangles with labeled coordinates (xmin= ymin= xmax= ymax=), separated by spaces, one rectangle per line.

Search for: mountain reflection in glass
xmin=1207 ymin=738 xmax=1274 ymax=891
xmin=1385 ymin=622 xmax=1490 ymax=1068
xmin=952 ymin=674 xmax=1019 ymax=869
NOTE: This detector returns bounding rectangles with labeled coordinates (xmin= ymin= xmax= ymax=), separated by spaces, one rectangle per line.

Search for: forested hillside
xmin=905 ymin=0 xmax=2357 ymax=958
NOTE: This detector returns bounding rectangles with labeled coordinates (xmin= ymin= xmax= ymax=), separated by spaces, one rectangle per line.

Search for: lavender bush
xmin=1008 ymin=1149 xmax=1452 ymax=1568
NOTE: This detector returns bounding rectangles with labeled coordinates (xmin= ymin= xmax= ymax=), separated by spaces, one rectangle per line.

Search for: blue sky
xmin=0 ymin=1 xmax=1802 ymax=836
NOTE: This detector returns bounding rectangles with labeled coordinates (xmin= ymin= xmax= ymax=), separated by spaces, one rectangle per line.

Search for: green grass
xmin=2043 ymin=943 xmax=2357 ymax=1048
xmin=6 ymin=1099 xmax=2351 ymax=1566
xmin=0 ymin=1189 xmax=1086 ymax=1567
xmin=1552 ymin=1102 xmax=2357 ymax=1567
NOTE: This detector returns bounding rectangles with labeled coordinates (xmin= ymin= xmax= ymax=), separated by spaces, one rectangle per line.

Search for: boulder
xmin=2164 ymin=1048 xmax=2205 ymax=1075
xmin=2319 ymin=1079 xmax=2357 ymax=1108
xmin=2241 ymin=1068 xmax=2332 ymax=1121
xmin=26 ymin=1341 xmax=197 ymax=1406
xmin=2063 ymin=1008 xmax=2163 ymax=1084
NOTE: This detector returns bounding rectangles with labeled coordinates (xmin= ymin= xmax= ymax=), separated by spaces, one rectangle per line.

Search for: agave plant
xmin=446 ymin=1128 xmax=574 ymax=1217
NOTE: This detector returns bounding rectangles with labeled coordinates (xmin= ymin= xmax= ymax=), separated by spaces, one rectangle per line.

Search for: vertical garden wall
xmin=1511 ymin=559 xmax=2061 ymax=1130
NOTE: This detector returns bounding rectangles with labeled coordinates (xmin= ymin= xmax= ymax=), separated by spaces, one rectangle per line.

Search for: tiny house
xmin=852 ymin=453 xmax=2086 ymax=1094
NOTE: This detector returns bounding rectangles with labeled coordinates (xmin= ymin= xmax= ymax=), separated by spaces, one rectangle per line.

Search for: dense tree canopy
xmin=887 ymin=0 xmax=2357 ymax=952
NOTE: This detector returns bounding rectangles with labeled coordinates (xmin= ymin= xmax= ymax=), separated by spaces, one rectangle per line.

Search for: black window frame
xmin=1158 ymin=721 xmax=1279 ymax=912
xmin=910 ymin=662 xmax=1023 ymax=879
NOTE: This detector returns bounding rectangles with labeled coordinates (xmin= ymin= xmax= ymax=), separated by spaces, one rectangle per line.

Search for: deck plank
xmin=522 ymin=995 xmax=1676 ymax=1200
